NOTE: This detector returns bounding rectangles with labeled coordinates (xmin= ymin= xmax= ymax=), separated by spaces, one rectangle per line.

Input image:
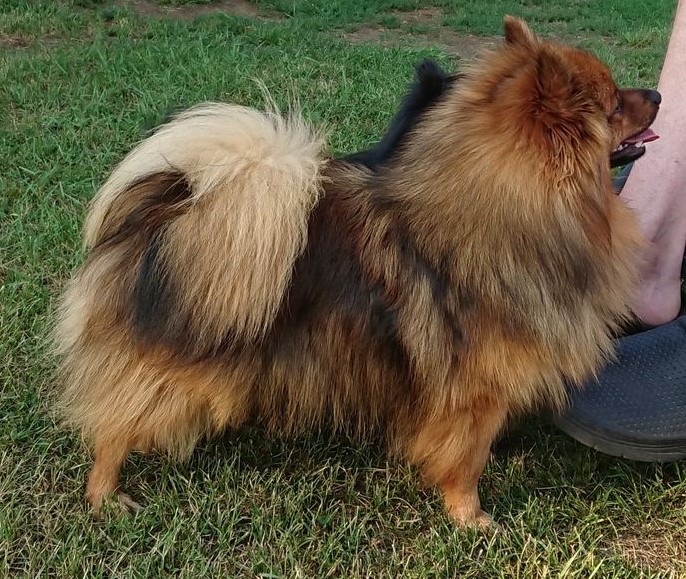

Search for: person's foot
xmin=554 ymin=316 xmax=686 ymax=461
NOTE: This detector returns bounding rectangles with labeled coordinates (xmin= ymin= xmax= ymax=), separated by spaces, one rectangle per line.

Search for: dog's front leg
xmin=408 ymin=397 xmax=507 ymax=528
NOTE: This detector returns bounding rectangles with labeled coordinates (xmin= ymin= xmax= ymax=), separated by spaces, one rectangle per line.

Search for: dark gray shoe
xmin=554 ymin=316 xmax=686 ymax=462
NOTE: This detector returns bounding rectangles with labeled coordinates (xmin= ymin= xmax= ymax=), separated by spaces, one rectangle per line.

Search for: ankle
xmin=633 ymin=277 xmax=682 ymax=326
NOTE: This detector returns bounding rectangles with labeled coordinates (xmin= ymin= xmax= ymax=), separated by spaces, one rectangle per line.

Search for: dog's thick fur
xmin=55 ymin=17 xmax=660 ymax=525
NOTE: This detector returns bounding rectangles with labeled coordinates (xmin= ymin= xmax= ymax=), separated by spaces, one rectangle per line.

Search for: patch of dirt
xmin=616 ymin=532 xmax=686 ymax=575
xmin=114 ymin=0 xmax=280 ymax=21
xmin=344 ymin=26 xmax=498 ymax=62
xmin=0 ymin=32 xmax=66 ymax=50
xmin=343 ymin=7 xmax=498 ymax=63
xmin=0 ymin=34 xmax=30 ymax=49
xmin=392 ymin=6 xmax=443 ymax=26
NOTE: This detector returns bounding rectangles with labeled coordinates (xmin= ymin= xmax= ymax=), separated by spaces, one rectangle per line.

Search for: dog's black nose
xmin=645 ymin=89 xmax=662 ymax=105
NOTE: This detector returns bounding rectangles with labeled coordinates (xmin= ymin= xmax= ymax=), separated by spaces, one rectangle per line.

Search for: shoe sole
xmin=554 ymin=414 xmax=686 ymax=462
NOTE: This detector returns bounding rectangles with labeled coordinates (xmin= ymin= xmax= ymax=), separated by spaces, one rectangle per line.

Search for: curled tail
xmin=58 ymin=103 xmax=326 ymax=360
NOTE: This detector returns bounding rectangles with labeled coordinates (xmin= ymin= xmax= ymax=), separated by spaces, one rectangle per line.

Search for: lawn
xmin=1 ymin=0 xmax=685 ymax=577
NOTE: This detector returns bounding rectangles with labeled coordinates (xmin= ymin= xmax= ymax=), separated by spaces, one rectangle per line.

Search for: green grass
xmin=2 ymin=0 xmax=685 ymax=576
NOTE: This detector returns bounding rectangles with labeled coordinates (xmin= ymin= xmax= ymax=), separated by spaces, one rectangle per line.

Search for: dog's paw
xmin=449 ymin=506 xmax=496 ymax=530
xmin=89 ymin=490 xmax=143 ymax=518
xmin=443 ymin=490 xmax=497 ymax=530
xmin=117 ymin=491 xmax=143 ymax=514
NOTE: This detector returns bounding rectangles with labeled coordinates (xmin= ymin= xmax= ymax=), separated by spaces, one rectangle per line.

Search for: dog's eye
xmin=614 ymin=97 xmax=622 ymax=115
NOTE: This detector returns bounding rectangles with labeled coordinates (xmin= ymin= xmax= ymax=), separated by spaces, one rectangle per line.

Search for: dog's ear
xmin=500 ymin=46 xmax=573 ymax=131
xmin=534 ymin=49 xmax=573 ymax=107
xmin=503 ymin=16 xmax=537 ymax=50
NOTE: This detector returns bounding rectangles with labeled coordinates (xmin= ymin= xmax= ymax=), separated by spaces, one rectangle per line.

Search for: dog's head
xmin=504 ymin=16 xmax=660 ymax=168
xmin=607 ymin=87 xmax=661 ymax=166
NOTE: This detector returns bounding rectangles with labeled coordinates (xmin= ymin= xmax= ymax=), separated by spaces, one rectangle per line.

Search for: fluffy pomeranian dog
xmin=55 ymin=17 xmax=661 ymax=526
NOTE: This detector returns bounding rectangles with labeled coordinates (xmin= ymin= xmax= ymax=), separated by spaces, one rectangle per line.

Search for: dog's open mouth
xmin=610 ymin=128 xmax=659 ymax=168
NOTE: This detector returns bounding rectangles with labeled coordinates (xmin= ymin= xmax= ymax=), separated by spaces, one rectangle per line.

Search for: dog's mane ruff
xmin=374 ymin=42 xmax=639 ymax=390
xmin=73 ymin=103 xmax=326 ymax=351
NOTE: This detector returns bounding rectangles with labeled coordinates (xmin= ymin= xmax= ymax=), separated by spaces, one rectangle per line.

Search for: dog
xmin=55 ymin=16 xmax=660 ymax=526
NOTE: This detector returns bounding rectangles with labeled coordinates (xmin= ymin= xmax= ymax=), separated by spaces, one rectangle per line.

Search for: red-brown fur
xmin=55 ymin=17 xmax=660 ymax=526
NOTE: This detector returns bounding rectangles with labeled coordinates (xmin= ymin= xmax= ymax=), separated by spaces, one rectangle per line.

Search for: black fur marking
xmin=96 ymin=172 xmax=191 ymax=248
xmin=134 ymin=231 xmax=180 ymax=344
xmin=125 ymin=174 xmax=194 ymax=348
xmin=395 ymin=224 xmax=464 ymax=346
xmin=266 ymin=191 xmax=410 ymax=372
xmin=366 ymin=180 xmax=465 ymax=347
xmin=344 ymin=59 xmax=460 ymax=170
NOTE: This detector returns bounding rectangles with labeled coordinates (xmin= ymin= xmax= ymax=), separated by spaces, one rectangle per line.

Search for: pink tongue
xmin=624 ymin=128 xmax=659 ymax=144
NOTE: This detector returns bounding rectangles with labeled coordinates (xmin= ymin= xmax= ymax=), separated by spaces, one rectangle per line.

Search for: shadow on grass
xmin=113 ymin=410 xmax=683 ymax=530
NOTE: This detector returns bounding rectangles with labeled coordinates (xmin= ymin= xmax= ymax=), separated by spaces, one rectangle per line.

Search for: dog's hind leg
xmin=82 ymin=361 xmax=251 ymax=515
xmin=86 ymin=434 xmax=139 ymax=515
xmin=84 ymin=402 xmax=202 ymax=515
